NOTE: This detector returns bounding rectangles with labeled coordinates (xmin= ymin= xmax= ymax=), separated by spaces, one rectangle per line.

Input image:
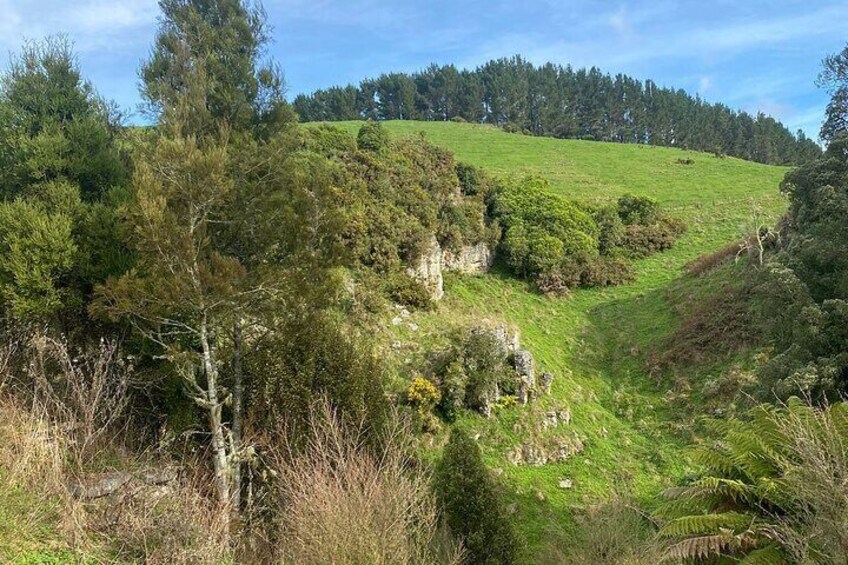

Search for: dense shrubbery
xmin=435 ymin=429 xmax=523 ymax=565
xmin=429 ymin=328 xmax=515 ymax=421
xmin=490 ymin=177 xmax=682 ymax=293
xmin=246 ymin=310 xmax=389 ymax=450
xmin=742 ymin=133 xmax=848 ymax=401
xmin=303 ymin=123 xmax=497 ymax=283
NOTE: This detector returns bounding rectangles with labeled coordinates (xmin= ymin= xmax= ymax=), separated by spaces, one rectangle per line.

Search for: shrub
xmin=387 ymin=271 xmax=433 ymax=309
xmin=245 ymin=312 xmax=389 ymax=450
xmin=433 ymin=329 xmax=512 ymax=418
xmin=492 ymin=176 xmax=598 ymax=278
xmin=617 ymin=194 xmax=662 ymax=226
xmin=406 ymin=376 xmax=441 ymax=415
xmin=273 ymin=402 xmax=463 ymax=565
xmin=580 ymin=255 xmax=635 ymax=287
xmin=434 ymin=428 xmax=522 ymax=565
xmin=592 ymin=203 xmax=626 ymax=255
xmin=620 ymin=220 xmax=685 ymax=257
xmin=356 ymin=119 xmax=389 ymax=152
xmin=455 ymin=162 xmax=482 ymax=196
xmin=536 ymin=270 xmax=572 ymax=297
xmin=438 ymin=360 xmax=467 ymax=422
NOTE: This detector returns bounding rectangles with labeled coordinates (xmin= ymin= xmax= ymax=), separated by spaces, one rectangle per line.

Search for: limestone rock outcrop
xmin=406 ymin=236 xmax=495 ymax=302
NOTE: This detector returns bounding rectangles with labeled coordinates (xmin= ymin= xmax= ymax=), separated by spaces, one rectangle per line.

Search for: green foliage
xmin=658 ymin=400 xmax=848 ymax=564
xmin=616 ymin=194 xmax=686 ymax=257
xmin=386 ymin=272 xmax=432 ymax=309
xmin=0 ymin=37 xmax=127 ymax=201
xmin=141 ymin=0 xmax=292 ymax=137
xmin=493 ymin=176 xmax=598 ymax=278
xmin=0 ymin=37 xmax=130 ymax=328
xmin=302 ymin=124 xmax=493 ymax=301
xmin=356 ymin=120 xmax=389 ymax=152
xmin=434 ymin=428 xmax=522 ymax=565
xmin=746 ymin=133 xmax=848 ymax=400
xmin=455 ymin=161 xmax=483 ymax=196
xmin=0 ymin=199 xmax=76 ymax=321
xmin=780 ymin=133 xmax=848 ymax=301
xmin=490 ymin=178 xmax=680 ymax=291
xmin=431 ymin=329 xmax=513 ymax=420
xmin=617 ymin=194 xmax=661 ymax=225
xmin=245 ymin=312 xmax=388 ymax=449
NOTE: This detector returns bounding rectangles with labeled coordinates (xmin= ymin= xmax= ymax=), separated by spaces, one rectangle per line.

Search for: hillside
xmin=293 ymin=57 xmax=822 ymax=165
xmin=315 ymin=120 xmax=789 ymax=557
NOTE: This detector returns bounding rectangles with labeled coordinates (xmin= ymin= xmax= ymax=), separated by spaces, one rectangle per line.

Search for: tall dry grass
xmin=271 ymin=402 xmax=463 ymax=565
xmin=776 ymin=401 xmax=848 ymax=564
xmin=0 ymin=333 xmax=234 ymax=564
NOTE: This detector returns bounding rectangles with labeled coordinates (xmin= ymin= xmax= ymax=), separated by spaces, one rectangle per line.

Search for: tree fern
xmin=657 ymin=398 xmax=848 ymax=563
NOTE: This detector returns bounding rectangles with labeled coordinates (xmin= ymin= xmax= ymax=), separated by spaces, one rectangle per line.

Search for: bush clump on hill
xmin=429 ymin=328 xmax=516 ymax=421
xmin=302 ymin=123 xmax=498 ymax=307
xmin=435 ymin=428 xmax=523 ymax=565
xmin=490 ymin=177 xmax=683 ymax=294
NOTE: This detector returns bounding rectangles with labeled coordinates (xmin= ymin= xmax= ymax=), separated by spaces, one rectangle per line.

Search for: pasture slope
xmin=324 ymin=120 xmax=788 ymax=559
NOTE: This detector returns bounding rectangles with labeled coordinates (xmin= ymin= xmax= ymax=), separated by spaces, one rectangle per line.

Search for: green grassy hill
xmin=318 ymin=121 xmax=790 ymax=559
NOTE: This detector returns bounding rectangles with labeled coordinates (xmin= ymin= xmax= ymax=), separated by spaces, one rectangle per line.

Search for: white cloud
xmin=0 ymin=0 xmax=157 ymax=53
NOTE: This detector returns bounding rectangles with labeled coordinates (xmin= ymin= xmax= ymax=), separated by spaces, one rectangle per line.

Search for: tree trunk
xmin=200 ymin=315 xmax=231 ymax=512
xmin=231 ymin=319 xmax=244 ymax=512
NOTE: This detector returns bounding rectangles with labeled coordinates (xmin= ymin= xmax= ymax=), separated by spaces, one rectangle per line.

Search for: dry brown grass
xmin=684 ymin=241 xmax=741 ymax=276
xmin=0 ymin=334 xmax=234 ymax=564
xmin=776 ymin=402 xmax=848 ymax=564
xmin=271 ymin=402 xmax=463 ymax=565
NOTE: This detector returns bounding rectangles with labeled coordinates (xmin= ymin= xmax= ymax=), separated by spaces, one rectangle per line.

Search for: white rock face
xmin=406 ymin=237 xmax=495 ymax=302
xmin=442 ymin=242 xmax=495 ymax=274
xmin=406 ymin=235 xmax=444 ymax=301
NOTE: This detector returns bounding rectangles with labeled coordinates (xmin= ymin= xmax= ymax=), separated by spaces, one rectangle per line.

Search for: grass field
xmin=319 ymin=121 xmax=790 ymax=558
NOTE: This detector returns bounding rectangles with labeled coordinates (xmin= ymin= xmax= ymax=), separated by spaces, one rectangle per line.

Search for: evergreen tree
xmin=434 ymin=428 xmax=522 ymax=565
xmin=0 ymin=37 xmax=130 ymax=327
xmin=294 ymin=57 xmax=821 ymax=165
xmin=818 ymin=43 xmax=848 ymax=143
xmin=141 ymin=0 xmax=292 ymax=138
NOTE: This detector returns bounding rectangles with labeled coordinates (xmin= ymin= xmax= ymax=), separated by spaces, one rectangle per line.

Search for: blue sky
xmin=1 ymin=0 xmax=845 ymax=138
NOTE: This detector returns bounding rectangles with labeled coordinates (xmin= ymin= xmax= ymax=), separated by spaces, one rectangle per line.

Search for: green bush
xmin=591 ymin=203 xmax=626 ymax=255
xmin=492 ymin=176 xmax=598 ymax=277
xmin=456 ymin=161 xmax=483 ymax=196
xmin=356 ymin=120 xmax=389 ymax=152
xmin=434 ymin=428 xmax=523 ymax=565
xmin=386 ymin=271 xmax=432 ymax=310
xmin=246 ymin=311 xmax=388 ymax=450
xmin=432 ymin=329 xmax=513 ymax=419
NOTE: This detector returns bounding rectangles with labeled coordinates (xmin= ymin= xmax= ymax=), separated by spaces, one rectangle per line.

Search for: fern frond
xmin=659 ymin=512 xmax=751 ymax=537
xmin=662 ymin=534 xmax=733 ymax=562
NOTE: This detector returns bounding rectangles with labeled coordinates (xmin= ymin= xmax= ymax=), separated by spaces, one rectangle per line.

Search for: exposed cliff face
xmin=407 ymin=237 xmax=495 ymax=302
xmin=442 ymin=242 xmax=495 ymax=274
xmin=406 ymin=235 xmax=444 ymax=301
